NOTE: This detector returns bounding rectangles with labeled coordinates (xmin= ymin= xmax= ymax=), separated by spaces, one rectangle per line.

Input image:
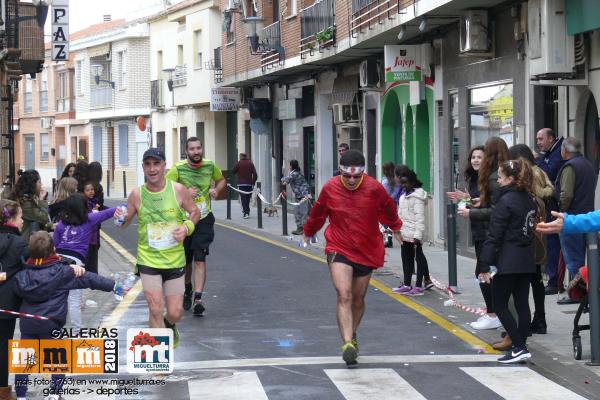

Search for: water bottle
xmin=113 ymin=282 xmax=125 ymax=301
xmin=489 ymin=265 xmax=498 ymax=279
xmin=123 ymin=273 xmax=136 ymax=290
xmin=114 ymin=204 xmax=127 ymax=226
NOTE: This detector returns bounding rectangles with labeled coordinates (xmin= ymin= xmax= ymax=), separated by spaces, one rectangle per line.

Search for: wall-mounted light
xmin=419 ymin=18 xmax=428 ymax=32
xmin=91 ymin=64 xmax=115 ymax=89
xmin=397 ymin=25 xmax=406 ymax=40
xmin=31 ymin=0 xmax=53 ymax=28
xmin=243 ymin=16 xmax=268 ymax=54
xmin=162 ymin=67 xmax=175 ymax=92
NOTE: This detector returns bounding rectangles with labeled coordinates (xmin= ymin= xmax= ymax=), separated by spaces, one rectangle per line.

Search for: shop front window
xmin=469 ymin=83 xmax=514 ymax=147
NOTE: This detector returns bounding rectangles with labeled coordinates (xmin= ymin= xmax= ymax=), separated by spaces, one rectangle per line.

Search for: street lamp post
xmin=91 ymin=64 xmax=115 ymax=89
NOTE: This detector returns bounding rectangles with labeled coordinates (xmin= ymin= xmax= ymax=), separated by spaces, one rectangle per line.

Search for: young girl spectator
xmin=13 ymin=170 xmax=53 ymax=242
xmin=53 ymin=193 xmax=117 ymax=334
xmin=72 ymin=160 xmax=89 ymax=192
xmin=49 ymin=177 xmax=78 ymax=222
xmin=88 ymin=161 xmax=105 ymax=209
xmin=480 ymin=159 xmax=537 ymax=363
xmin=393 ymin=170 xmax=432 ymax=296
xmin=82 ymin=181 xmax=104 ymax=273
xmin=0 ymin=200 xmax=27 ymax=399
xmin=60 ymin=162 xmax=77 ymax=180
xmin=13 ymin=231 xmax=118 ymax=400
xmin=458 ymin=137 xmax=509 ymax=331
xmin=393 ymin=164 xmax=411 ymax=203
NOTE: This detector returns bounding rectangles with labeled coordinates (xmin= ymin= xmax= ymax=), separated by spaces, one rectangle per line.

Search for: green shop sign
xmin=385 ymin=70 xmax=421 ymax=83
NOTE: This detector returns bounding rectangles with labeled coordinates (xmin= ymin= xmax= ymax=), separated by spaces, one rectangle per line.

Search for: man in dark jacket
xmin=555 ymin=137 xmax=597 ymax=304
xmin=232 ymin=153 xmax=257 ymax=219
xmin=13 ymin=231 xmax=116 ymax=400
xmin=535 ymin=128 xmax=563 ymax=294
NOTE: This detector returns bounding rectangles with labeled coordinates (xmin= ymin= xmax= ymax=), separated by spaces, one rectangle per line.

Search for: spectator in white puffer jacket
xmin=392 ymin=169 xmax=432 ymax=296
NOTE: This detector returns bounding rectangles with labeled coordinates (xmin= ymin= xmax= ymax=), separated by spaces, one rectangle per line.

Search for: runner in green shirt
xmin=166 ymin=137 xmax=226 ymax=316
xmin=116 ymin=148 xmax=199 ymax=347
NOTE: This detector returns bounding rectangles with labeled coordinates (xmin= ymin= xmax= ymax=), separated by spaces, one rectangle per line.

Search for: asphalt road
xmin=96 ymin=202 xmax=592 ymax=400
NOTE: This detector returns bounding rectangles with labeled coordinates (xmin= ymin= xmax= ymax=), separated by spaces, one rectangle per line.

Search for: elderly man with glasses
xmin=303 ymin=149 xmax=403 ymax=367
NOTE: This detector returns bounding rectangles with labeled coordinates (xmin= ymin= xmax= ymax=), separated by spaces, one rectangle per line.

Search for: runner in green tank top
xmin=115 ymin=148 xmax=199 ymax=347
xmin=166 ymin=137 xmax=226 ymax=316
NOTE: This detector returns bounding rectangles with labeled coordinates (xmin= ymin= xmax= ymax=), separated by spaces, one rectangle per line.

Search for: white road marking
xmin=187 ymin=371 xmax=268 ymax=399
xmin=325 ymin=368 xmax=427 ymax=400
xmin=461 ymin=367 xmax=588 ymax=400
xmin=175 ymin=354 xmax=499 ymax=370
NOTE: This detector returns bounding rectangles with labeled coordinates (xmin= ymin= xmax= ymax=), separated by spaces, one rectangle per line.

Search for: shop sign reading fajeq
xmin=384 ymin=45 xmax=423 ymax=83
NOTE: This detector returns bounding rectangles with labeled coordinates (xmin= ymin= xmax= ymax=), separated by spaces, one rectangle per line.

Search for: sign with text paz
xmin=52 ymin=0 xmax=69 ymax=61
xmin=210 ymin=88 xmax=241 ymax=112
xmin=384 ymin=45 xmax=422 ymax=83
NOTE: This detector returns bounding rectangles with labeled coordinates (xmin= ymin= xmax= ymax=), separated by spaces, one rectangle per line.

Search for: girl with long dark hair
xmin=13 ymin=170 xmax=53 ymax=242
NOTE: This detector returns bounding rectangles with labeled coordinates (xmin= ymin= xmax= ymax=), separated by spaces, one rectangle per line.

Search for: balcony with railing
xmin=205 ymin=47 xmax=223 ymax=84
xmin=90 ymin=87 xmax=113 ymax=108
xmin=151 ymin=79 xmax=164 ymax=109
xmin=349 ymin=0 xmax=414 ymax=37
xmin=300 ymin=0 xmax=336 ymax=59
xmin=172 ymin=64 xmax=187 ymax=87
xmin=261 ymin=20 xmax=284 ymax=70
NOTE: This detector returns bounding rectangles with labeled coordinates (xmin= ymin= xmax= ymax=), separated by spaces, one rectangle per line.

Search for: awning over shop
xmin=331 ymin=75 xmax=359 ymax=105
xmin=566 ymin=0 xmax=600 ymax=35
xmin=69 ymin=125 xmax=88 ymax=137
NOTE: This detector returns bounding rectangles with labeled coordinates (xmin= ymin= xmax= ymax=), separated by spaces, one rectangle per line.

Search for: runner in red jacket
xmin=303 ymin=150 xmax=403 ymax=367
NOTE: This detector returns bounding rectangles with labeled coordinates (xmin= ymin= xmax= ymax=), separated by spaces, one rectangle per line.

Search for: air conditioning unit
xmin=459 ymin=10 xmax=490 ymax=54
xmin=333 ymin=104 xmax=359 ymax=125
xmin=40 ymin=117 xmax=52 ymax=130
xmin=528 ymin=0 xmax=575 ymax=78
xmin=359 ymin=59 xmax=380 ymax=88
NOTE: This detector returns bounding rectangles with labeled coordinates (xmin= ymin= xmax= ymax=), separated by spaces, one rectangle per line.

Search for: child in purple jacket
xmin=53 ymin=193 xmax=116 ymax=334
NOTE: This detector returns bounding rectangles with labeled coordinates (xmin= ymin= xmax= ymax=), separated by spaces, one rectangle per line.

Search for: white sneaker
xmin=473 ymin=314 xmax=487 ymax=324
xmin=470 ymin=315 xmax=502 ymax=330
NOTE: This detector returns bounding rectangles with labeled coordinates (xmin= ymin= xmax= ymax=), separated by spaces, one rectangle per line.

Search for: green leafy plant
xmin=316 ymin=26 xmax=333 ymax=44
xmin=306 ymin=42 xmax=315 ymax=50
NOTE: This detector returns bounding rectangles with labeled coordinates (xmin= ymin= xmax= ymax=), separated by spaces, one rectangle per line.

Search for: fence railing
xmin=90 ymin=87 xmax=112 ymax=108
xmin=349 ymin=0 xmax=414 ymax=37
xmin=172 ymin=64 xmax=187 ymax=87
xmin=300 ymin=0 xmax=336 ymax=57
xmin=263 ymin=20 xmax=281 ymax=48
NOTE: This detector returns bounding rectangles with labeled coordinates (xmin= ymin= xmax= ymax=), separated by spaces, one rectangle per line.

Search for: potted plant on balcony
xmin=316 ymin=26 xmax=334 ymax=49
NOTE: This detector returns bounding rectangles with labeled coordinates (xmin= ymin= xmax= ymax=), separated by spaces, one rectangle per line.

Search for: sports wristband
xmin=183 ymin=220 xmax=195 ymax=236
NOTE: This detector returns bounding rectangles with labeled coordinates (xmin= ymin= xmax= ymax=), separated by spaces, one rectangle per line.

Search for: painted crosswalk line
xmin=461 ymin=367 xmax=588 ymax=400
xmin=325 ymin=368 xmax=427 ymax=400
xmin=187 ymin=371 xmax=269 ymax=400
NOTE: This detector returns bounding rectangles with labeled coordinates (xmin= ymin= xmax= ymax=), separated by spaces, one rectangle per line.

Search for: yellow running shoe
xmin=341 ymin=342 xmax=358 ymax=367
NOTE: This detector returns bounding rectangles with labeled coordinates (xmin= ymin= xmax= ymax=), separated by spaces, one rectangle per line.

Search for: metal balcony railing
xmin=151 ymin=79 xmax=164 ymax=109
xmin=349 ymin=0 xmax=413 ymax=37
xmin=261 ymin=21 xmax=283 ymax=70
xmin=90 ymin=87 xmax=113 ymax=108
xmin=263 ymin=20 xmax=281 ymax=48
xmin=172 ymin=64 xmax=187 ymax=87
xmin=300 ymin=0 xmax=336 ymax=58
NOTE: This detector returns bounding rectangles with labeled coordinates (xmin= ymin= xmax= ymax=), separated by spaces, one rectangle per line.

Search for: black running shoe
xmin=164 ymin=318 xmax=180 ymax=348
xmin=497 ymin=346 xmax=531 ymax=364
xmin=193 ymin=300 xmax=205 ymax=316
xmin=342 ymin=342 xmax=358 ymax=367
xmin=183 ymin=288 xmax=193 ymax=311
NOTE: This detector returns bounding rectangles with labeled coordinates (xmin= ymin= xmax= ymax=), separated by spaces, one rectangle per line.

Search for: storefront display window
xmin=469 ymin=83 xmax=514 ymax=147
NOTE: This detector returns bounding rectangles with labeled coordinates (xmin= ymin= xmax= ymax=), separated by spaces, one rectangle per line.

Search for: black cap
xmin=142 ymin=148 xmax=166 ymax=161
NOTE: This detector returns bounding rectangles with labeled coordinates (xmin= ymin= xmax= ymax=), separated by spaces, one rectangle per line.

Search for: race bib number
xmin=147 ymin=221 xmax=178 ymax=250
xmin=196 ymin=195 xmax=209 ymax=218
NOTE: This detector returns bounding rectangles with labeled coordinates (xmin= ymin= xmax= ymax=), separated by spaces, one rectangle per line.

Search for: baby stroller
xmin=569 ymin=266 xmax=589 ymax=360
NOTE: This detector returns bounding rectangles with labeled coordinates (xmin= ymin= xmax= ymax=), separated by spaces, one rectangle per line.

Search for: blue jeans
xmin=545 ymin=233 xmax=561 ymax=287
xmin=559 ymin=232 xmax=586 ymax=277
xmin=15 ymin=332 xmax=65 ymax=398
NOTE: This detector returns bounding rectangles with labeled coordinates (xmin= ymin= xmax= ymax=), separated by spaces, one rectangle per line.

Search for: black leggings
xmin=400 ymin=241 xmax=430 ymax=287
xmin=0 ymin=318 xmax=17 ymax=386
xmin=530 ymin=265 xmax=545 ymax=318
xmin=474 ymin=240 xmax=494 ymax=313
xmin=492 ymin=273 xmax=533 ymax=348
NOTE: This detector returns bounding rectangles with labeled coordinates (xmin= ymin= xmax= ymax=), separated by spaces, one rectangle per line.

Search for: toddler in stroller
xmin=568 ymin=266 xmax=589 ymax=360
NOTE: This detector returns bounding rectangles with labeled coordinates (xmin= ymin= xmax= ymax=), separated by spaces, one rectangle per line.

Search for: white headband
xmin=339 ymin=165 xmax=365 ymax=174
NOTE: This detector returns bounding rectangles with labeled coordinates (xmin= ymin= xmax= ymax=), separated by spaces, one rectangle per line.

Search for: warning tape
xmin=227 ymin=184 xmax=311 ymax=207
xmin=427 ymin=277 xmax=488 ymax=317
xmin=0 ymin=307 xmax=53 ymax=321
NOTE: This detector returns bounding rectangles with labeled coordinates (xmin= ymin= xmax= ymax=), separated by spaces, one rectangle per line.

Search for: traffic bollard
xmin=106 ymin=171 xmax=110 ymax=198
xmin=52 ymin=178 xmax=56 ymax=196
xmin=122 ymin=170 xmax=127 ymax=198
xmin=447 ymin=202 xmax=459 ymax=293
xmin=226 ymin=179 xmax=231 ymax=220
xmin=256 ymin=182 xmax=263 ymax=229
xmin=586 ymin=232 xmax=600 ymax=365
xmin=281 ymin=189 xmax=288 ymax=236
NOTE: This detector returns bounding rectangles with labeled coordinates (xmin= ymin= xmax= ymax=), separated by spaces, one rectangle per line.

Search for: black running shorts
xmin=327 ymin=252 xmax=374 ymax=277
xmin=184 ymin=212 xmax=215 ymax=263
